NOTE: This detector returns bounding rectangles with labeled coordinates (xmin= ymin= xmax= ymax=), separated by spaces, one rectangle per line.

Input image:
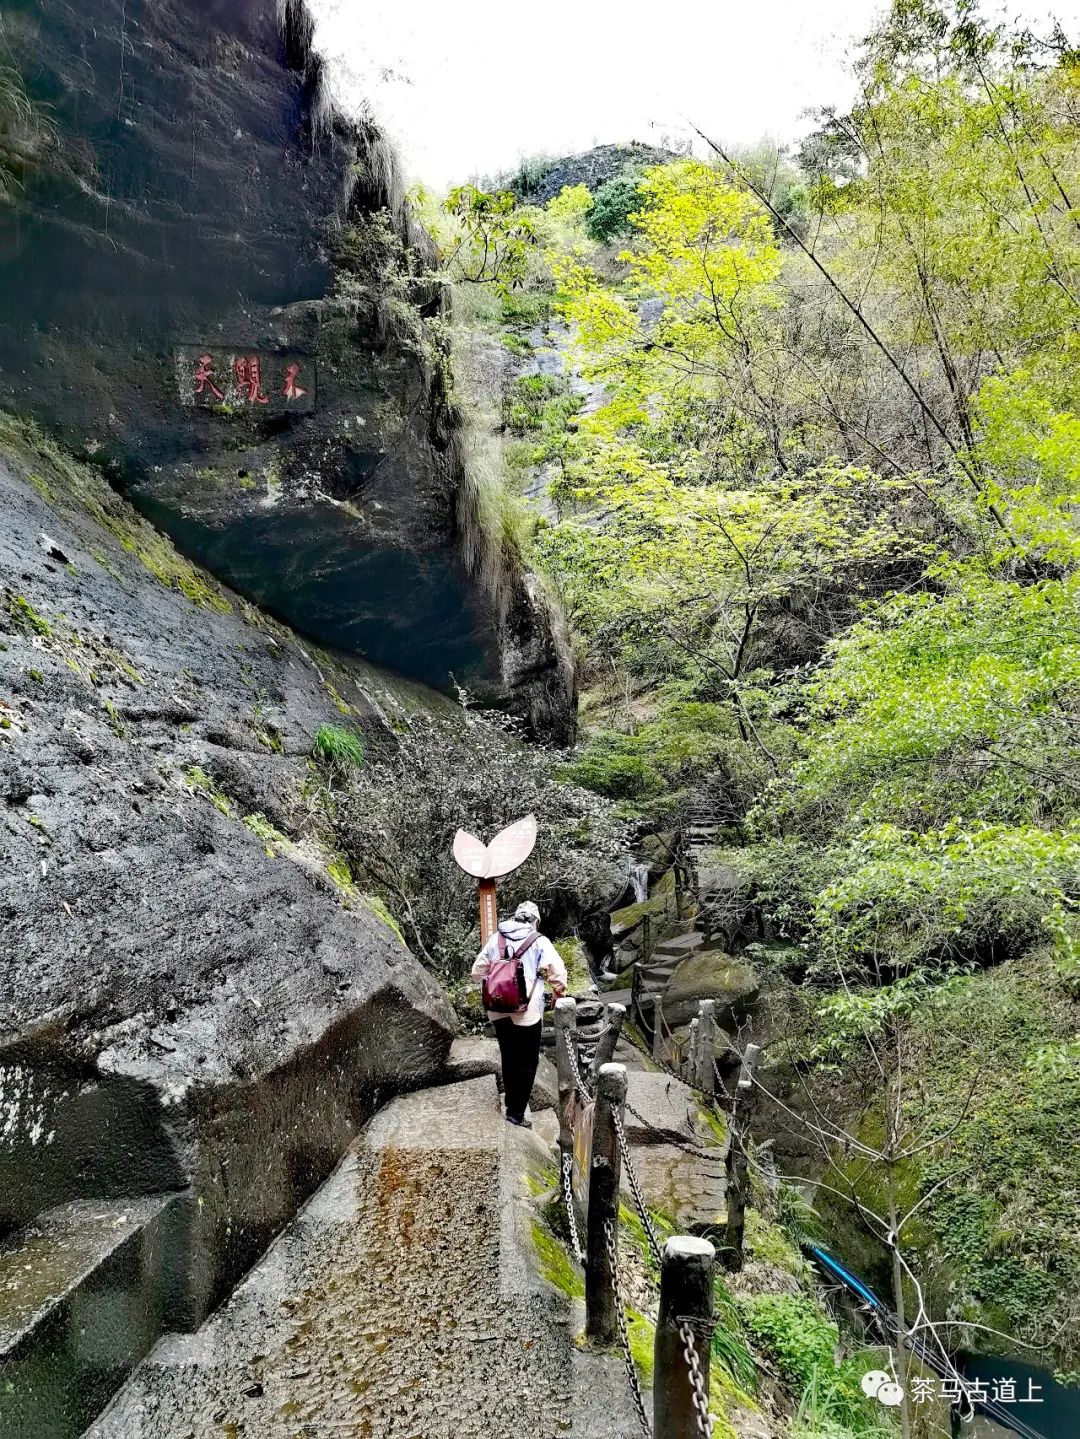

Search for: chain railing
xmin=678 ymin=1319 xmax=715 ymax=1439
xmin=561 ymin=1149 xmax=584 ymax=1263
xmin=623 ymin=1098 xmax=728 ymax=1165
xmin=605 ymin=1216 xmax=653 ymax=1439
xmin=565 ymin=1030 xmax=593 ymax=1100
xmin=553 ymin=997 xmax=737 ymax=1439
xmin=612 ymin=1106 xmax=664 ymax=1268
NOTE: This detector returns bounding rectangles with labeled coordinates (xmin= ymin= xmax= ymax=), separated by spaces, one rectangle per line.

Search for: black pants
xmin=492 ymin=1017 xmax=542 ymax=1121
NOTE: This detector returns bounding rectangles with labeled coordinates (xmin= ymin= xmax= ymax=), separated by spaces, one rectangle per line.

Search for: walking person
xmin=471 ymin=900 xmax=568 ymax=1128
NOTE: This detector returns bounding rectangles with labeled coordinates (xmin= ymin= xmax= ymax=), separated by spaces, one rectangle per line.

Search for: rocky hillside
xmin=504 ymin=141 xmax=680 ymax=203
xmin=0 ymin=0 xmax=574 ymax=741
xmin=0 ymin=414 xmax=456 ymax=1321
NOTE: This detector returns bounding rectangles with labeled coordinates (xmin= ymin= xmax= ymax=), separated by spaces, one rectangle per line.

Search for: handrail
xmin=803 ymin=1245 xmax=1050 ymax=1439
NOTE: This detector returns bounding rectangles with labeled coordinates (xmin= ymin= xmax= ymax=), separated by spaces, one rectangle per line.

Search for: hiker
xmin=471 ymin=900 xmax=568 ymax=1129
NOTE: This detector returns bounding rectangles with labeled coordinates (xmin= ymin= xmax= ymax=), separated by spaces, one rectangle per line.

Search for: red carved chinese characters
xmin=282 ymin=362 xmax=307 ymax=402
xmin=194 ymin=354 xmax=224 ymax=402
xmin=233 ymin=355 xmax=269 ymax=405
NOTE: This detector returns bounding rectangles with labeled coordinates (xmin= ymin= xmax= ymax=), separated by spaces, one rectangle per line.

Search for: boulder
xmin=660 ymin=951 xmax=760 ymax=1030
xmin=670 ymin=1022 xmax=738 ymax=1073
xmin=638 ymin=831 xmax=678 ymax=881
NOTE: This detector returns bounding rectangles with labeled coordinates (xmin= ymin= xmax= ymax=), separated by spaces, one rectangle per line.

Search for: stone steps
xmin=87 ymin=1078 xmax=643 ymax=1439
xmin=0 ymin=1194 xmax=180 ymax=1439
xmin=620 ymin=1071 xmax=727 ymax=1235
xmin=652 ymin=932 xmax=707 ymax=961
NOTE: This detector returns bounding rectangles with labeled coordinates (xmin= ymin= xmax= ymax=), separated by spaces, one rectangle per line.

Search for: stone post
xmin=590 ymin=1001 xmax=626 ymax=1080
xmin=694 ymin=999 xmax=717 ymax=1097
xmin=554 ymin=997 xmax=578 ymax=1160
xmin=585 ymin=1061 xmax=627 ymax=1344
xmin=654 ymin=1235 xmax=715 ymax=1439
xmin=687 ymin=1016 xmax=699 ymax=1084
xmin=652 ymin=995 xmax=666 ymax=1062
xmin=723 ymin=1042 xmax=761 ymax=1272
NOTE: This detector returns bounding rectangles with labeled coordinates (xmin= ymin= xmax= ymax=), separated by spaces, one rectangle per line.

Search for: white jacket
xmin=471 ymin=919 xmax=568 ymax=1026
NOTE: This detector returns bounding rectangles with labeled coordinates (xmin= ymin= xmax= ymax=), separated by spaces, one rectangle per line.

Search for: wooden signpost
xmin=452 ymin=814 xmax=538 ymax=942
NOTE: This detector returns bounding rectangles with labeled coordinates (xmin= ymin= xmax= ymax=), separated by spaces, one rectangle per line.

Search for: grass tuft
xmin=313 ymin=723 xmax=365 ymax=769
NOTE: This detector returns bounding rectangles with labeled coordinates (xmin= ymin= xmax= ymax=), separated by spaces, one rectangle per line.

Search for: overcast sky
xmin=308 ymin=0 xmax=1077 ymax=190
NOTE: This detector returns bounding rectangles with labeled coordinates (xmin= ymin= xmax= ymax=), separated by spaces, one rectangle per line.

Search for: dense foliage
xmin=431 ymin=0 xmax=1080 ymax=1376
xmin=309 ymin=702 xmax=625 ymax=983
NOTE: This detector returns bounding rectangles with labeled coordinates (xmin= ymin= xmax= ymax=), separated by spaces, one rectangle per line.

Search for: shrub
xmin=313 ymin=723 xmax=364 ymax=770
xmin=586 ymin=173 xmax=644 ymax=242
xmin=742 ymin=1293 xmax=837 ymax=1393
xmin=321 ymin=704 xmax=626 ymax=978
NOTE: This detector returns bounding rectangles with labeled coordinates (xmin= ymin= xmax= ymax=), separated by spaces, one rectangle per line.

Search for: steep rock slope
xmin=0 ymin=418 xmax=456 ymax=1324
xmin=0 ymin=0 xmax=574 ymax=740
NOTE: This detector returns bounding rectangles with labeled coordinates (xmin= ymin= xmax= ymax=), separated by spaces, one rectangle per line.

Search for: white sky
xmin=309 ymin=0 xmax=1077 ymax=190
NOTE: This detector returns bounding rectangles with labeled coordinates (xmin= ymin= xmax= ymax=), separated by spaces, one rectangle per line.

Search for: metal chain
xmin=622 ymin=1100 xmax=727 ymax=1165
xmin=678 ymin=1319 xmax=715 ymax=1438
xmin=611 ymin=1107 xmax=665 ymax=1268
xmin=561 ymin=1150 xmax=584 ymax=1263
xmin=604 ymin=1217 xmax=652 ymax=1439
xmin=565 ymin=1032 xmax=593 ymax=1099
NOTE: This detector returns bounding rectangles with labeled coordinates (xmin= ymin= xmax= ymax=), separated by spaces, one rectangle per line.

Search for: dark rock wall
xmin=0 ymin=423 xmax=455 ymax=1321
xmin=0 ymin=0 xmax=575 ymax=737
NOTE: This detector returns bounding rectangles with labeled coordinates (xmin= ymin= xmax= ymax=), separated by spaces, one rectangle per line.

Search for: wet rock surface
xmin=0 ymin=1196 xmax=179 ymax=1439
xmin=89 ymin=1078 xmax=639 ymax=1438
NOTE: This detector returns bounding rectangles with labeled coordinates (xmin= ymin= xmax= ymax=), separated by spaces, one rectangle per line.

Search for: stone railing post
xmin=654 ymin=1235 xmax=715 ymax=1439
xmin=723 ymin=1042 xmax=761 ymax=1272
xmin=590 ymin=1001 xmax=626 ymax=1081
xmin=694 ymin=999 xmax=717 ymax=1097
xmin=554 ymin=997 xmax=578 ymax=1160
xmin=585 ymin=1061 xmax=627 ymax=1343
xmin=652 ymin=994 xmax=666 ymax=1062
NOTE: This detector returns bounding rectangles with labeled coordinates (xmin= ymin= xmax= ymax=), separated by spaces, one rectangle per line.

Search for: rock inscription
xmin=176 ymin=346 xmax=316 ymax=414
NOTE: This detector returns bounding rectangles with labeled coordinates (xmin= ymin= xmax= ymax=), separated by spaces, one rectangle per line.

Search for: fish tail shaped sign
xmin=452 ymin=815 xmax=538 ymax=943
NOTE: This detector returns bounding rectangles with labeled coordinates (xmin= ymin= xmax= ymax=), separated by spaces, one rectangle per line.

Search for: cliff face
xmin=0 ymin=415 xmax=457 ymax=1324
xmin=0 ymin=0 xmax=574 ymax=741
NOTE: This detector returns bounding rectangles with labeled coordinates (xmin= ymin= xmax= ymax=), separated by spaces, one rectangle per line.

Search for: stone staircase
xmin=0 ymin=1195 xmax=183 ymax=1439
xmin=629 ymin=931 xmax=708 ymax=1029
xmin=85 ymin=1077 xmax=643 ymax=1439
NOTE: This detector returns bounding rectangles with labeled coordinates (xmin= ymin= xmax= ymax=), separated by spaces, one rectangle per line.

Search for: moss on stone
xmin=360 ymin=893 xmax=404 ymax=943
xmin=326 ymin=855 xmax=357 ymax=896
xmin=243 ymin=811 xmax=288 ymax=855
xmin=609 ymin=894 xmax=670 ymax=936
xmin=695 ymin=1103 xmax=728 ymax=1149
xmin=5 ymin=593 xmax=52 ymax=636
xmin=554 ymin=936 xmax=592 ymax=993
xmin=744 ymin=1210 xmax=804 ymax=1275
xmin=0 ymin=413 xmax=231 ymax=613
xmin=530 ymin=1220 xmax=585 ymax=1299
xmin=184 ymin=765 xmax=233 ymax=817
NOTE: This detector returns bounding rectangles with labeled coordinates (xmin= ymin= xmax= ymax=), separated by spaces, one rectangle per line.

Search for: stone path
xmin=621 ymin=1056 xmax=728 ymax=1233
xmin=88 ymin=1077 xmax=640 ymax=1439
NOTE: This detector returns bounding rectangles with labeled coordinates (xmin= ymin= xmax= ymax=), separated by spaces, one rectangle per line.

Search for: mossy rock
xmin=554 ymin=936 xmax=593 ymax=994
xmin=609 ymin=893 xmax=672 ymax=938
xmin=653 ymin=866 xmax=677 ymax=897
xmin=661 ymin=951 xmax=759 ymax=1029
xmin=638 ymin=831 xmax=677 ymax=879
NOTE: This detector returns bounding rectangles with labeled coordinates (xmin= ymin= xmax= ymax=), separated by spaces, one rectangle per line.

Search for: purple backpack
xmin=482 ymin=929 xmax=540 ymax=1013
